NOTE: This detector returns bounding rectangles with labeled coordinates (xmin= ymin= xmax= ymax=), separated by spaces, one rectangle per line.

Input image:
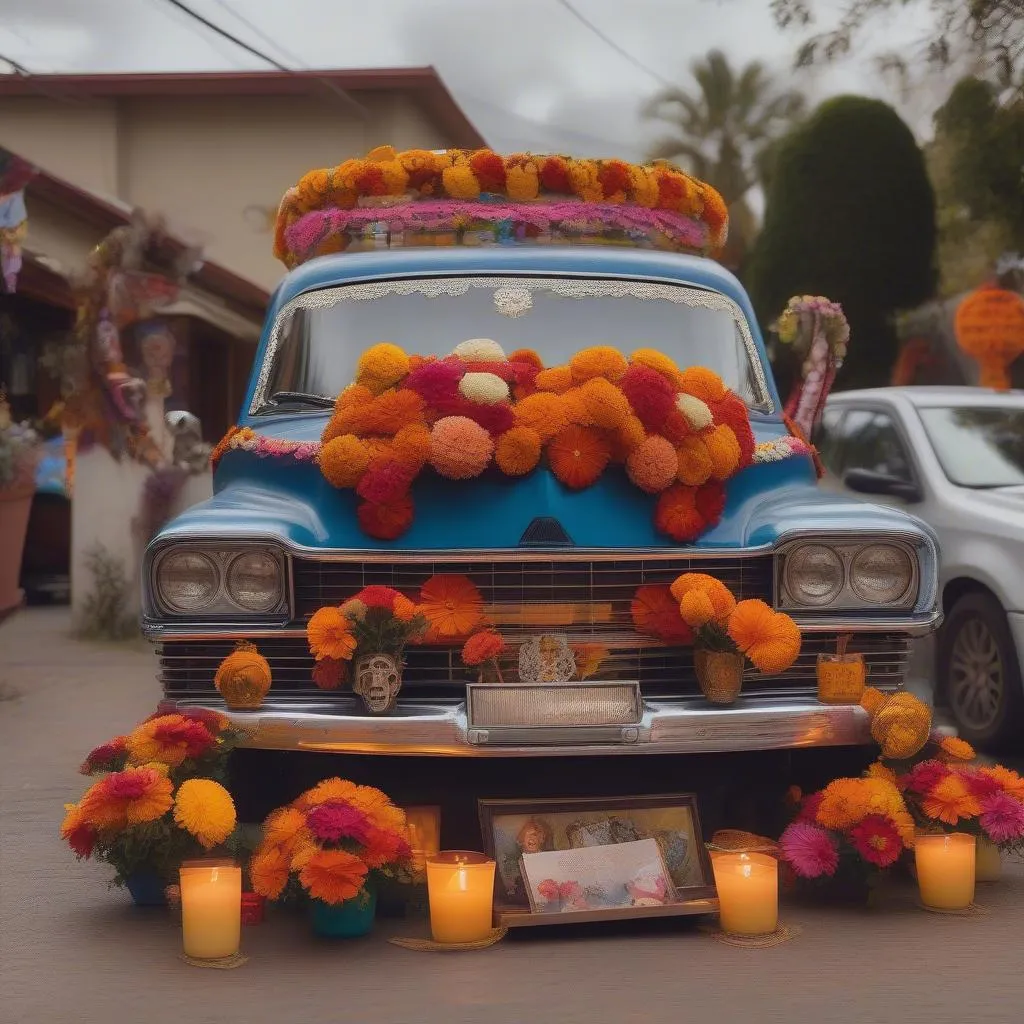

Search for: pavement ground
xmin=2 ymin=607 xmax=1023 ymax=1024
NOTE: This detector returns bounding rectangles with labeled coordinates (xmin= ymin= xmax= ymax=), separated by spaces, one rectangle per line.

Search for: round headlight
xmin=850 ymin=544 xmax=913 ymax=604
xmin=784 ymin=544 xmax=844 ymax=606
xmin=226 ymin=551 xmax=282 ymax=612
xmin=158 ymin=550 xmax=219 ymax=612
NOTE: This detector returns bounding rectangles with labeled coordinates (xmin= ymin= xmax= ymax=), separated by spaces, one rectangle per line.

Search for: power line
xmin=207 ymin=0 xmax=312 ymax=71
xmin=154 ymin=0 xmax=369 ymax=118
xmin=552 ymin=0 xmax=673 ymax=88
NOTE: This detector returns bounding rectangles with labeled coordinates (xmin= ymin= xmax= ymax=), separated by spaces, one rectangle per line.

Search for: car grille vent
xmin=519 ymin=517 xmax=573 ymax=547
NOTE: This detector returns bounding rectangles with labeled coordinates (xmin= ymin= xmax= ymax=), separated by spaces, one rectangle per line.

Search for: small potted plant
xmin=461 ymin=629 xmax=507 ymax=683
xmin=249 ymin=778 xmax=415 ymax=938
xmin=671 ymin=573 xmax=802 ymax=705
xmin=0 ymin=396 xmax=42 ymax=617
xmin=65 ymin=709 xmax=242 ymax=903
xmin=306 ymin=586 xmax=428 ymax=714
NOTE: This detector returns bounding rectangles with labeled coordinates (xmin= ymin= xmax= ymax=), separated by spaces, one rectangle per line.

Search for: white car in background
xmin=817 ymin=387 xmax=1024 ymax=749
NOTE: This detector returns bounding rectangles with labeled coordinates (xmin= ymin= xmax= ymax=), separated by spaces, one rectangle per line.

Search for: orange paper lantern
xmin=954 ymin=286 xmax=1024 ymax=391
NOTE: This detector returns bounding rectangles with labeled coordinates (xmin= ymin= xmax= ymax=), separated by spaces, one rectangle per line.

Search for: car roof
xmin=828 ymin=386 xmax=1024 ymax=410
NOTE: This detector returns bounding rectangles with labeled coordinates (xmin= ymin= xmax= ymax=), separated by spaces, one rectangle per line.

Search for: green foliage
xmin=351 ymin=607 xmax=428 ymax=658
xmin=746 ymin=96 xmax=937 ymax=389
xmin=77 ymin=545 xmax=137 ymax=641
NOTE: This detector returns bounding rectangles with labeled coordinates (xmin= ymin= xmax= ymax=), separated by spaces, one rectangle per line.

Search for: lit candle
xmin=404 ymin=805 xmax=441 ymax=874
xmin=711 ymin=851 xmax=778 ymax=936
xmin=915 ymin=832 xmax=975 ymax=909
xmin=179 ymin=859 xmax=242 ymax=959
xmin=426 ymin=851 xmax=495 ymax=943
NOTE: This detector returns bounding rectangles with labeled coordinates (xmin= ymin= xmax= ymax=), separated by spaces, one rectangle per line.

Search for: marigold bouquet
xmin=62 ymin=709 xmax=241 ymax=886
xmin=249 ymin=778 xmax=414 ymax=907
xmin=670 ymin=572 xmax=802 ymax=674
xmin=306 ymin=585 xmax=429 ymax=689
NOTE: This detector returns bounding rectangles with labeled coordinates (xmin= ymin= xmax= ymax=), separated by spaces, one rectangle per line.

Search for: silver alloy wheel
xmin=949 ymin=617 xmax=1005 ymax=731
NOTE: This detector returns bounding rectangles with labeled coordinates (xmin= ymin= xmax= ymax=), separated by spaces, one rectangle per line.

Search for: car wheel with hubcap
xmin=940 ymin=591 xmax=1023 ymax=750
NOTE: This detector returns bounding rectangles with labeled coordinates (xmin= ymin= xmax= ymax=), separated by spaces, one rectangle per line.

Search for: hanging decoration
xmin=274 ymin=147 xmax=729 ymax=267
xmin=0 ymin=149 xmax=36 ymax=294
xmin=954 ymin=283 xmax=1024 ymax=391
xmin=772 ymin=296 xmax=850 ymax=439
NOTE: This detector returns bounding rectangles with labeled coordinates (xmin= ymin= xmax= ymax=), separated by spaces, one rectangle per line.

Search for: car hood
xmin=160 ymin=415 xmax=932 ymax=552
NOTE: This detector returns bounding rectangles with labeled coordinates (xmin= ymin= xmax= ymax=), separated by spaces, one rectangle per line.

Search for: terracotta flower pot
xmin=694 ymin=649 xmax=744 ymax=705
xmin=0 ymin=483 xmax=34 ymax=617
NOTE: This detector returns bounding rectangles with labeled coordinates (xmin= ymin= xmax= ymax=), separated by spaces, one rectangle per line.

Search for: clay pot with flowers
xmin=671 ymin=574 xmax=802 ymax=705
xmin=0 ymin=397 xmax=42 ymax=617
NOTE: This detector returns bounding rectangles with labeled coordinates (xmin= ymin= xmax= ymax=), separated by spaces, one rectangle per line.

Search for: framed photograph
xmin=522 ymin=837 xmax=675 ymax=914
xmin=478 ymin=793 xmax=716 ymax=913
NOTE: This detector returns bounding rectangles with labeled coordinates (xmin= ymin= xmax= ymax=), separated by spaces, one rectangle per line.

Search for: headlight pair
xmin=153 ymin=547 xmax=286 ymax=616
xmin=779 ymin=540 xmax=917 ymax=611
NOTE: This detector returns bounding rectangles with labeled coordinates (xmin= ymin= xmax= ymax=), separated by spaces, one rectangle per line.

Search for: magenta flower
xmin=979 ymin=792 xmax=1024 ymax=845
xmin=903 ymin=759 xmax=949 ymax=795
xmin=779 ymin=821 xmax=839 ymax=879
xmin=306 ymin=802 xmax=372 ymax=844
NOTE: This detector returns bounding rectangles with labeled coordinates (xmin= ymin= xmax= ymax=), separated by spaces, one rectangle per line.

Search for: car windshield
xmin=256 ymin=276 xmax=769 ymax=413
xmin=917 ymin=405 xmax=1024 ymax=488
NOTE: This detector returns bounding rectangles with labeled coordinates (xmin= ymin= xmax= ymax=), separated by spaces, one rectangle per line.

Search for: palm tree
xmin=643 ymin=50 xmax=805 ymax=265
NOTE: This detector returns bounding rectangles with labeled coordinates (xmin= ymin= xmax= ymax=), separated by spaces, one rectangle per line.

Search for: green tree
xmin=643 ymin=49 xmax=805 ymax=267
xmin=746 ymin=96 xmax=937 ymax=390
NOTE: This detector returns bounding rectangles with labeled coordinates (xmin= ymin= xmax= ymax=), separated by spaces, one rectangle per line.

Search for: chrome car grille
xmin=158 ymin=631 xmax=912 ymax=701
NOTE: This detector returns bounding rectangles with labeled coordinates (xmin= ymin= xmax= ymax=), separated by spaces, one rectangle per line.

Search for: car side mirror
xmin=843 ymin=468 xmax=922 ymax=503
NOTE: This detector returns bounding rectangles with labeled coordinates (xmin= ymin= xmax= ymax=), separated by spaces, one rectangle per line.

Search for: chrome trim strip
xmin=160 ymin=696 xmax=875 ymax=757
xmin=142 ymin=609 xmax=942 ymax=642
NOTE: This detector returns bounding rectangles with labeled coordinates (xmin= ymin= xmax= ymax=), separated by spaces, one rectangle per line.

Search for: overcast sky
xmin=0 ymin=0 xmax=961 ymax=161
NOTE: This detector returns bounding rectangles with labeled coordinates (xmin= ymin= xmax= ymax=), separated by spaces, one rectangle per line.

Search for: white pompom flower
xmin=459 ymin=371 xmax=510 ymax=405
xmin=452 ymin=338 xmax=506 ymax=362
xmin=675 ymin=393 xmax=713 ymax=431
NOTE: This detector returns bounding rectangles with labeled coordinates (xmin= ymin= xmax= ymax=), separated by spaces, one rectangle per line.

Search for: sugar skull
xmin=353 ymin=654 xmax=402 ymax=714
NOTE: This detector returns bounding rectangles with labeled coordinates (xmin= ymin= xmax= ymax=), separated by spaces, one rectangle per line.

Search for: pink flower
xmin=849 ymin=814 xmax=902 ymax=868
xmin=959 ymin=768 xmax=1002 ymax=800
xmin=305 ymin=802 xmax=372 ymax=844
xmin=903 ymin=759 xmax=949 ymax=795
xmin=797 ymin=791 xmax=823 ymax=823
xmin=979 ymin=792 xmax=1024 ymax=845
xmin=779 ymin=821 xmax=839 ymax=879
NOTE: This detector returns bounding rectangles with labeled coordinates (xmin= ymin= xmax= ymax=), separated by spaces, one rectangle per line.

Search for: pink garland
xmin=284 ymin=199 xmax=710 ymax=263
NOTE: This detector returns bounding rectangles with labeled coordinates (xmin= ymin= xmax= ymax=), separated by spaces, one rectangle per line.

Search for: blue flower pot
xmin=310 ymin=888 xmax=377 ymax=938
xmin=126 ymin=873 xmax=167 ymax=907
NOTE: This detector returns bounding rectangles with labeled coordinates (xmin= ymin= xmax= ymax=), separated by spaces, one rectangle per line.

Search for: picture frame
xmin=478 ymin=793 xmax=717 ymax=925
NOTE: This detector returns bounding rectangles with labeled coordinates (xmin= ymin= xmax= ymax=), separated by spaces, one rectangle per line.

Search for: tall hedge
xmin=746 ymin=96 xmax=937 ymax=390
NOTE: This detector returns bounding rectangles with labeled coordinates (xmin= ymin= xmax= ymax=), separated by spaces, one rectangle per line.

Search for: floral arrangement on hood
xmin=313 ymin=341 xmax=755 ymax=544
xmin=306 ymin=585 xmax=429 ymax=690
xmin=633 ymin=572 xmax=801 ymax=674
xmin=862 ymin=686 xmax=1024 ymax=852
xmin=0 ymin=397 xmax=41 ymax=492
xmin=249 ymin=779 xmax=414 ymax=906
xmin=62 ymin=709 xmax=241 ymax=885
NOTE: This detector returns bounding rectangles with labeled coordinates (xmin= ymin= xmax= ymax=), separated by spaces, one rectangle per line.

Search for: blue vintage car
xmin=143 ymin=238 xmax=940 ymax=798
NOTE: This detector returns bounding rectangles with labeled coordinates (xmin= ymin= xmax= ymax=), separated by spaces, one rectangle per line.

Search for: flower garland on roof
xmin=274 ymin=147 xmax=728 ymax=267
xmin=296 ymin=341 xmax=757 ymax=543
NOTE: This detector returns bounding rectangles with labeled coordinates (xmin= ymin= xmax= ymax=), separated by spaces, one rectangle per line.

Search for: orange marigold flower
xmin=295 ymin=778 xmax=362 ymax=810
xmin=938 ymin=735 xmax=976 ymax=762
xmin=677 ymin=367 xmax=726 ymax=403
xmin=572 ymin=643 xmax=610 ymax=680
xmin=569 ymin=346 xmax=629 ymax=383
xmin=704 ymin=424 xmax=741 ymax=480
xmin=701 ymin=184 xmax=729 ymax=243
xmin=307 ymin=607 xmax=357 ymax=662
xmin=393 ymin=594 xmax=418 ymax=622
xmin=349 ymin=784 xmax=408 ymax=834
xmin=728 ymin=599 xmax=802 ymax=674
xmin=578 ymin=378 xmax=631 ymax=430
xmin=429 ymin=416 xmax=494 ymax=479
xmin=548 ymin=424 xmax=612 ymax=489
xmin=680 ymin=589 xmax=716 ymax=628
xmin=816 ymin=778 xmax=870 ymax=830
xmin=534 ymin=365 xmax=574 ymax=393
xmin=80 ymin=764 xmax=175 ymax=830
xmin=462 ymin=630 xmax=507 ymax=666
xmin=318 ymin=434 xmax=371 ymax=488
xmin=80 ymin=736 xmax=128 ymax=775
xmin=866 ymin=761 xmax=900 ymax=787
xmin=653 ymin=484 xmax=705 ymax=542
xmin=627 ymin=165 xmax=660 ymax=208
xmin=265 ymin=806 xmax=309 ymax=851
xmin=356 ymin=343 xmax=410 ymax=394
xmin=391 ymin=423 xmax=432 ymax=470
xmin=861 ymin=686 xmax=888 ymax=716
xmin=299 ymin=849 xmax=368 ymax=905
xmin=419 ymin=574 xmax=485 ymax=638
xmin=568 ymin=159 xmax=603 ymax=202
xmin=173 ymin=778 xmax=236 ymax=850
xmin=980 ymin=765 xmax=1024 ymax=801
xmin=671 ymin=573 xmax=737 ymax=625
xmin=506 ymin=162 xmax=540 ymax=201
xmin=346 ymin=388 xmax=425 ymax=437
xmin=922 ymin=774 xmax=982 ymax=825
xmin=676 ymin=436 xmax=713 ymax=486
xmin=214 ymin=641 xmax=272 ymax=708
xmin=615 ymin=414 xmax=647 ymax=453
xmin=441 ymin=163 xmax=481 ymax=200
xmin=495 ymin=426 xmax=543 ymax=476
xmin=630 ymin=348 xmax=680 ymax=380
xmin=250 ymin=844 xmax=292 ymax=900
xmin=126 ymin=715 xmax=215 ymax=768
xmin=870 ymin=692 xmax=931 ymax=760
xmin=357 ymin=496 xmax=414 ymax=540
xmin=61 ymin=802 xmax=97 ymax=859
xmin=630 ymin=585 xmax=694 ymax=645
xmin=626 ymin=435 xmax=678 ymax=493
xmin=513 ymin=392 xmax=569 ymax=441
xmin=469 ymin=150 xmax=506 ymax=191
xmin=508 ymin=348 xmax=545 ymax=370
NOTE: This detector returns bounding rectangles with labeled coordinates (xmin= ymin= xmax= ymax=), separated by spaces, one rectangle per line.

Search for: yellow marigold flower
xmin=676 ymin=436 xmax=713 ymax=486
xmin=891 ymin=808 xmax=916 ymax=848
xmin=173 ymin=779 xmax=236 ymax=850
xmin=628 ymin=166 xmax=660 ymax=208
xmin=356 ymin=343 xmax=410 ymax=394
xmin=866 ymin=761 xmax=899 ymax=787
xmin=704 ymin=424 xmax=741 ymax=480
xmin=860 ymin=686 xmax=888 ymax=716
xmin=318 ymin=434 xmax=371 ymax=489
xmin=938 ymin=735 xmax=975 ymax=762
xmin=670 ymin=573 xmax=736 ymax=624
xmin=680 ymin=589 xmax=716 ymax=628
xmin=568 ymin=159 xmax=603 ymax=203
xmin=441 ymin=164 xmax=480 ymax=200
xmin=870 ymin=692 xmax=931 ymax=760
xmin=816 ymin=778 xmax=870 ymax=830
xmin=506 ymin=163 xmax=540 ymax=201
xmin=861 ymin=777 xmax=906 ymax=819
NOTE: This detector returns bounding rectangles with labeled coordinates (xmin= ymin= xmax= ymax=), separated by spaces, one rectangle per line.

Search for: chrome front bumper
xmin=159 ymin=695 xmax=876 ymax=757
